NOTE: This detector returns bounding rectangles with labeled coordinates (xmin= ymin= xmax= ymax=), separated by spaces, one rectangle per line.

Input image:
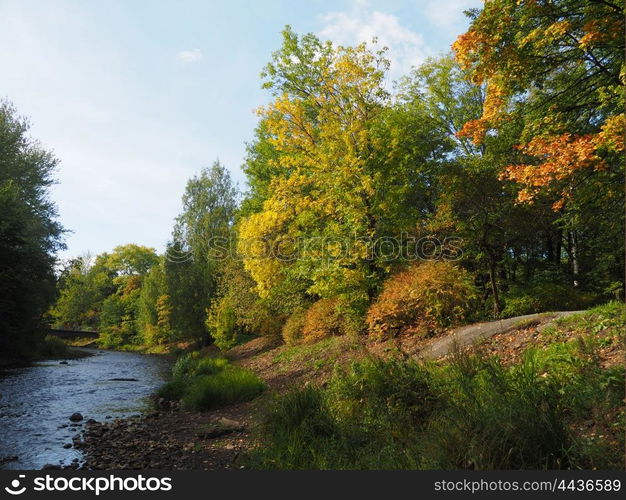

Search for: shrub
xmin=367 ymin=261 xmax=477 ymax=338
xmin=281 ymin=308 xmax=306 ymax=345
xmin=182 ymin=367 xmax=266 ymax=411
xmin=501 ymin=276 xmax=597 ymax=318
xmin=171 ymin=352 xmax=200 ymax=379
xmin=301 ymin=299 xmax=344 ymax=343
xmin=249 ymin=360 xmax=435 ymax=469
xmin=206 ymin=296 xmax=239 ymax=351
xmin=250 ymin=317 xmax=625 ymax=470
xmin=158 ymin=352 xmax=265 ymax=410
xmin=248 ymin=386 xmax=340 ymax=469
xmin=327 ymin=358 xmax=437 ymax=427
xmin=156 ymin=377 xmax=187 ymax=401
xmin=193 ymin=356 xmax=229 ymax=376
xmin=38 ymin=335 xmax=70 ymax=358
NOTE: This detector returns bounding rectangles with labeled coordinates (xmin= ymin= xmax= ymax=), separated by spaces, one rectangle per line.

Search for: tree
xmin=50 ymin=254 xmax=113 ymax=330
xmin=51 ymin=245 xmax=158 ymax=346
xmin=102 ymin=244 xmax=159 ymax=276
xmin=166 ymin=161 xmax=238 ymax=344
xmin=453 ymin=0 xmax=624 ymax=205
xmin=453 ymin=0 xmax=624 ymax=291
xmin=238 ymin=28 xmax=447 ymax=320
xmin=136 ymin=257 xmax=170 ymax=344
xmin=0 ymin=101 xmax=65 ymax=356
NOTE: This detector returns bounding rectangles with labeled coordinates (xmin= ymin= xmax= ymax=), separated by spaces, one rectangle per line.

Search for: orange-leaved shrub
xmin=282 ymin=308 xmax=307 ymax=345
xmin=367 ymin=260 xmax=477 ymax=338
xmin=302 ymin=298 xmax=344 ymax=343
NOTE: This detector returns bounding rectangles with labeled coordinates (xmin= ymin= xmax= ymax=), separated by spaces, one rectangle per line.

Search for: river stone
xmin=217 ymin=417 xmax=244 ymax=429
xmin=69 ymin=412 xmax=83 ymax=422
xmin=63 ymin=443 xmax=72 ymax=449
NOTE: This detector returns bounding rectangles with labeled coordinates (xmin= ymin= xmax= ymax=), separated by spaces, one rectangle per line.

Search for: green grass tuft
xmin=182 ymin=367 xmax=265 ymax=411
xmin=157 ymin=352 xmax=265 ymax=411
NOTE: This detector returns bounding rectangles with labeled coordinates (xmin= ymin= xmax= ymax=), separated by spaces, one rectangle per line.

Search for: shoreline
xmin=64 ymin=399 xmax=253 ymax=470
xmin=0 ymin=347 xmax=93 ymax=370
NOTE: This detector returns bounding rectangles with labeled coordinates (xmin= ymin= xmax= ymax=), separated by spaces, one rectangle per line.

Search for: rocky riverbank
xmin=62 ymin=399 xmax=253 ymax=470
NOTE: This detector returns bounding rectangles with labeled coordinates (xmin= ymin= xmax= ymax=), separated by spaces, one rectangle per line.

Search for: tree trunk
xmin=546 ymin=232 xmax=554 ymax=262
xmin=488 ymin=256 xmax=501 ymax=316
xmin=569 ymin=230 xmax=580 ymax=287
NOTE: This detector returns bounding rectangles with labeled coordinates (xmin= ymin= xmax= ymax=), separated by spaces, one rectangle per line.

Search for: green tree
xmin=136 ymin=257 xmax=170 ymax=344
xmin=50 ymin=254 xmax=113 ymax=330
xmin=0 ymin=101 xmax=65 ymax=356
xmin=239 ymin=28 xmax=447 ymax=323
xmin=166 ymin=161 xmax=237 ymax=344
xmin=102 ymin=244 xmax=159 ymax=276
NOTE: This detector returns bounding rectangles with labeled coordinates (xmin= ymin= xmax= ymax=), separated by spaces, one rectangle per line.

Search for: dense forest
xmin=35 ymin=1 xmax=623 ymax=355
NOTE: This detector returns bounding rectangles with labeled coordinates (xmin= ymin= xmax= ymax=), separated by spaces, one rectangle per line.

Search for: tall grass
xmin=38 ymin=335 xmax=71 ymax=357
xmin=157 ymin=352 xmax=265 ymax=411
xmin=183 ymin=368 xmax=265 ymax=411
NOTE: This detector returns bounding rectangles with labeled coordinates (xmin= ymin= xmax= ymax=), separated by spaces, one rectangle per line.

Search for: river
xmin=0 ymin=348 xmax=170 ymax=470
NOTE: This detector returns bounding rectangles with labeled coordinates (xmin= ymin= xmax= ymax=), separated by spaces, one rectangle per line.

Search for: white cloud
xmin=177 ymin=48 xmax=203 ymax=64
xmin=423 ymin=0 xmax=478 ymax=32
xmin=318 ymin=3 xmax=430 ymax=80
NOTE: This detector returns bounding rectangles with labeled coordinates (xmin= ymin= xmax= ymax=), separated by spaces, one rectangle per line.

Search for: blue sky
xmin=0 ymin=0 xmax=481 ymax=259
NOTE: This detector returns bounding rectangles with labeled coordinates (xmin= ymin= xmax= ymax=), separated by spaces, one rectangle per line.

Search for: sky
xmin=0 ymin=0 xmax=481 ymax=259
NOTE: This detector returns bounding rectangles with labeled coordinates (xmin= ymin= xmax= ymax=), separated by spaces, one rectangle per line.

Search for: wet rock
xmin=109 ymin=378 xmax=139 ymax=382
xmin=42 ymin=464 xmax=62 ymax=470
xmin=60 ymin=361 xmax=69 ymax=365
xmin=57 ymin=424 xmax=68 ymax=429
xmin=63 ymin=443 xmax=72 ymax=449
xmin=69 ymin=412 xmax=83 ymax=422
xmin=197 ymin=417 xmax=245 ymax=440
xmin=86 ymin=418 xmax=97 ymax=424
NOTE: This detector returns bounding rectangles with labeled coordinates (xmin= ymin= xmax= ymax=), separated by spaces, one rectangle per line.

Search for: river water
xmin=0 ymin=348 xmax=170 ymax=470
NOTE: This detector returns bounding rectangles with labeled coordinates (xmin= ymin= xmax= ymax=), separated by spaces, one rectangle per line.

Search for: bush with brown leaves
xmin=367 ymin=261 xmax=477 ymax=338
xmin=282 ymin=308 xmax=307 ymax=345
xmin=302 ymin=298 xmax=344 ymax=343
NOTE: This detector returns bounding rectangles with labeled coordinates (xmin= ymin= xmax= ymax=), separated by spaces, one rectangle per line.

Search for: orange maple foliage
xmin=501 ymin=114 xmax=624 ymax=209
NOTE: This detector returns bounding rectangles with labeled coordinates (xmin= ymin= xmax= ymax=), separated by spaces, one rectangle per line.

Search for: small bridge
xmin=48 ymin=329 xmax=99 ymax=340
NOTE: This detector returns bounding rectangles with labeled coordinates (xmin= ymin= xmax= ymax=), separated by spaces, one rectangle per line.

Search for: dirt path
xmin=417 ymin=310 xmax=584 ymax=360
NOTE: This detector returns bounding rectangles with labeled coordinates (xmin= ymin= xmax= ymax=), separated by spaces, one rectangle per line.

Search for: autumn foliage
xmin=281 ymin=308 xmax=306 ymax=345
xmin=367 ymin=261 xmax=477 ymax=338
xmin=301 ymin=298 xmax=344 ymax=344
xmin=453 ymin=0 xmax=624 ymax=210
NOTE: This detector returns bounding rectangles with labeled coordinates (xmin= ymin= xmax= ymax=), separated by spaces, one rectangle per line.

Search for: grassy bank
xmin=158 ymin=352 xmax=266 ymax=411
xmin=247 ymin=302 xmax=625 ymax=470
